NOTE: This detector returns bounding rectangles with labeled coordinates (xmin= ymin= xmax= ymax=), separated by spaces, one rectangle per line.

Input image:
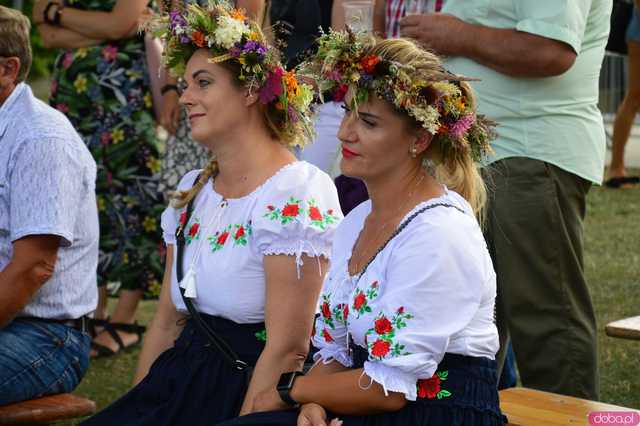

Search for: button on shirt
xmin=0 ymin=83 xmax=98 ymax=319
xmin=442 ymin=0 xmax=611 ymax=184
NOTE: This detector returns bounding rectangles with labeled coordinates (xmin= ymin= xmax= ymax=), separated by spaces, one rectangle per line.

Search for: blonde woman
xmin=217 ymin=34 xmax=504 ymax=426
xmin=81 ymin=4 xmax=341 ymax=426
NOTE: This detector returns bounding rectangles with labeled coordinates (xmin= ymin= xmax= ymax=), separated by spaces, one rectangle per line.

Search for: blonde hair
xmin=364 ymin=38 xmax=487 ymax=218
xmin=0 ymin=6 xmax=32 ymax=83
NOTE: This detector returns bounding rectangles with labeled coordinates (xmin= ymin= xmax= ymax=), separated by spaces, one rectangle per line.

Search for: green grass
xmin=66 ymin=185 xmax=639 ymax=424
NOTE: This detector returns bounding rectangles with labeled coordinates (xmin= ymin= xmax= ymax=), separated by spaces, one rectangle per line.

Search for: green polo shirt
xmin=441 ymin=0 xmax=611 ymax=184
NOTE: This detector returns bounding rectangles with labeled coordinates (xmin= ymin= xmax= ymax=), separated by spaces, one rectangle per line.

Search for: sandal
xmin=604 ymin=176 xmax=640 ymax=188
xmin=91 ymin=321 xmax=147 ymax=358
xmin=87 ymin=316 xmax=110 ymax=339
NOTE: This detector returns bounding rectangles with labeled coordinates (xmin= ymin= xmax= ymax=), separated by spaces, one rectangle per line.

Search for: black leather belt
xmin=20 ymin=316 xmax=90 ymax=334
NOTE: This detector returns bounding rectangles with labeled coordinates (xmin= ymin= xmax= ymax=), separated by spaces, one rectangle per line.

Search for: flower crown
xmin=149 ymin=2 xmax=315 ymax=147
xmin=299 ymin=30 xmax=495 ymax=161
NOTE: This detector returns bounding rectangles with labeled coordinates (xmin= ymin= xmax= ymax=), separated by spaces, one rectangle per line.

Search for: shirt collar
xmin=0 ymin=82 xmax=28 ymax=139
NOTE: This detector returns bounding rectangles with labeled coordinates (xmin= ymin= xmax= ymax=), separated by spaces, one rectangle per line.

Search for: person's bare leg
xmin=95 ymin=286 xmax=109 ymax=320
xmin=91 ymin=289 xmax=144 ymax=356
xmin=609 ymin=41 xmax=640 ymax=179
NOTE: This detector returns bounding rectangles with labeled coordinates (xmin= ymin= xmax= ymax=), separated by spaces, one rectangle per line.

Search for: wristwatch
xmin=276 ymin=371 xmax=304 ymax=407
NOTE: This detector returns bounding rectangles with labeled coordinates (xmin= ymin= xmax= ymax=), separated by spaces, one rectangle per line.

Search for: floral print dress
xmin=49 ymin=0 xmax=164 ymax=296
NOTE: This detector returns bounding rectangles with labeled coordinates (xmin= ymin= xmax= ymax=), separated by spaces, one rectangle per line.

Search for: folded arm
xmin=56 ymin=0 xmax=147 ymax=41
xmin=400 ymin=14 xmax=577 ymax=78
xmin=37 ymin=23 xmax=103 ymax=49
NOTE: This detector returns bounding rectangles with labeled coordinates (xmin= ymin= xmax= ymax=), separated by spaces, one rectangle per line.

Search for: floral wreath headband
xmin=299 ymin=29 xmax=496 ymax=161
xmin=148 ymin=2 xmax=315 ymax=147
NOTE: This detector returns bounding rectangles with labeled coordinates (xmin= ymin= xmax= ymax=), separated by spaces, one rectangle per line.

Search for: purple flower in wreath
xmin=259 ymin=67 xmax=284 ymax=104
xmin=448 ymin=113 xmax=475 ymax=139
xmin=288 ymin=105 xmax=298 ymax=123
xmin=242 ymin=40 xmax=267 ymax=61
xmin=229 ymin=45 xmax=243 ymax=58
xmin=169 ymin=11 xmax=187 ymax=31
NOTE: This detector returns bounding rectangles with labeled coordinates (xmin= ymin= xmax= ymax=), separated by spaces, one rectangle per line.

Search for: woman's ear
xmin=244 ymin=89 xmax=259 ymax=107
xmin=413 ymin=130 xmax=434 ymax=156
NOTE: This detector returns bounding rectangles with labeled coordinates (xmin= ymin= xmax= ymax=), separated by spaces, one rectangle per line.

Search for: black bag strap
xmin=175 ymin=173 xmax=249 ymax=371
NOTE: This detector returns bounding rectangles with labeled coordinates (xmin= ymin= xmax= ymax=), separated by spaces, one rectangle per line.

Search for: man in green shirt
xmin=401 ymin=0 xmax=610 ymax=399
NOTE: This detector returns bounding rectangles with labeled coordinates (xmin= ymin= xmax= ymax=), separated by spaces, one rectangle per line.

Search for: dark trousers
xmin=483 ymin=157 xmax=599 ymax=399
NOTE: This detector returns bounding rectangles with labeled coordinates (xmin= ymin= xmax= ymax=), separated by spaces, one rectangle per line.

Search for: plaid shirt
xmin=385 ymin=0 xmax=444 ymax=38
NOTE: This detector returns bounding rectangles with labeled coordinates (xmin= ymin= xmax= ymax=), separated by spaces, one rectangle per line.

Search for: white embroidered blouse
xmin=312 ymin=189 xmax=499 ymax=401
xmin=161 ymin=161 xmax=343 ymax=323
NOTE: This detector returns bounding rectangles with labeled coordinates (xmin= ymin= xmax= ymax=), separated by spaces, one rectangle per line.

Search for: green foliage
xmin=0 ymin=0 xmax=58 ymax=80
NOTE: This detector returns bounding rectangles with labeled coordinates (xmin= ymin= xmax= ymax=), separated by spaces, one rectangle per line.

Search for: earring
xmin=410 ymin=146 xmax=417 ymax=158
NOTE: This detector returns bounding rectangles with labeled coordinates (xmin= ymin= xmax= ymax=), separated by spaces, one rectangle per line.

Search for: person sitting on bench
xmin=0 ymin=6 xmax=99 ymax=406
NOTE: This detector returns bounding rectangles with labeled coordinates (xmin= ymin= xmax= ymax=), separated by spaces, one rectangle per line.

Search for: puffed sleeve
xmin=160 ymin=169 xmax=202 ymax=246
xmin=251 ymin=164 xmax=342 ymax=277
xmin=311 ymin=278 xmax=353 ymax=367
xmin=362 ymin=215 xmax=492 ymax=401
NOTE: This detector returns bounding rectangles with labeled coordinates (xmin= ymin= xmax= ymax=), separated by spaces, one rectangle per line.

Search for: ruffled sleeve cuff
xmin=263 ymin=237 xmax=332 ymax=278
xmin=161 ymin=205 xmax=178 ymax=245
xmin=313 ymin=346 xmax=353 ymax=368
xmin=363 ymin=361 xmax=435 ymax=401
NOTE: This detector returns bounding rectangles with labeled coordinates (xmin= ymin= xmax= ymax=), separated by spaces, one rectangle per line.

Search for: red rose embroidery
xmin=417 ymin=375 xmax=441 ymax=399
xmin=217 ymin=231 xmax=229 ymax=245
xmin=267 ymin=205 xmax=275 ymax=211
xmin=397 ymin=306 xmax=405 ymax=314
xmin=343 ymin=305 xmax=349 ymax=319
xmin=322 ymin=329 xmax=334 ymax=343
xmin=321 ymin=302 xmax=331 ymax=319
xmin=235 ymin=226 xmax=245 ymax=239
xmin=374 ymin=317 xmax=393 ymax=335
xmin=328 ymin=209 xmax=334 ymax=215
xmin=309 ymin=206 xmax=323 ymax=221
xmin=371 ymin=280 xmax=379 ymax=288
xmin=353 ymin=292 xmax=366 ymax=310
xmin=371 ymin=339 xmax=390 ymax=358
xmin=188 ymin=223 xmax=199 ymax=237
xmin=282 ymin=204 xmax=299 ymax=217
xmin=179 ymin=211 xmax=187 ymax=226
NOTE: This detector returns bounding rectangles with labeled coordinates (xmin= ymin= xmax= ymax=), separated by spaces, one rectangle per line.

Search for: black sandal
xmin=87 ymin=316 xmax=110 ymax=339
xmin=91 ymin=321 xmax=147 ymax=358
xmin=604 ymin=176 xmax=640 ymax=188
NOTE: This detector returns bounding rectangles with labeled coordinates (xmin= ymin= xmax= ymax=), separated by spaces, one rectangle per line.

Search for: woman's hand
xmin=160 ymin=90 xmax=181 ymax=136
xmin=251 ymin=387 xmax=290 ymax=413
xmin=33 ymin=0 xmax=61 ymax=24
xmin=297 ymin=403 xmax=343 ymax=426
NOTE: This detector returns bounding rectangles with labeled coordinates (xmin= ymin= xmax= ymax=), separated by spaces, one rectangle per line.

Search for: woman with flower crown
xmin=214 ymin=32 xmax=505 ymax=426
xmin=80 ymin=4 xmax=342 ymax=426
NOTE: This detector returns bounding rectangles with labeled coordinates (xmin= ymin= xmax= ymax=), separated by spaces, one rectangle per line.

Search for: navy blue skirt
xmin=81 ymin=315 xmax=266 ymax=426
xmin=216 ymin=345 xmax=505 ymax=426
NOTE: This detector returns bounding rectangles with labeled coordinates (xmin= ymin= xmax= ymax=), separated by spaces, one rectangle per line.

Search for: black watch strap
xmin=277 ymin=371 xmax=303 ymax=407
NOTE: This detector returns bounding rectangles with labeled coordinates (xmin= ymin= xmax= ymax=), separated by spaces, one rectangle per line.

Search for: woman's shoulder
xmin=256 ymin=161 xmax=339 ymax=203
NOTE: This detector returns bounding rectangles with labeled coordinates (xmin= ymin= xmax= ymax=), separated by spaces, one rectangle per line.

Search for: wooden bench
xmin=0 ymin=394 xmax=96 ymax=425
xmin=605 ymin=315 xmax=640 ymax=341
xmin=500 ymin=387 xmax=640 ymax=425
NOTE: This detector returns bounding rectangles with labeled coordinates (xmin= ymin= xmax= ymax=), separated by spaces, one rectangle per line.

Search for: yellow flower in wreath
xmin=74 ymin=75 xmax=88 ymax=94
xmin=96 ymin=196 xmax=106 ymax=212
xmin=146 ymin=157 xmax=161 ymax=174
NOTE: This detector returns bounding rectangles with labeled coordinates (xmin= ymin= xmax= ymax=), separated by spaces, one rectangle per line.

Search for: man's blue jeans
xmin=0 ymin=318 xmax=91 ymax=405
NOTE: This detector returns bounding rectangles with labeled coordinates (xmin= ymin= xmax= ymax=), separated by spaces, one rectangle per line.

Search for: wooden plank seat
xmin=605 ymin=315 xmax=640 ymax=340
xmin=0 ymin=393 xmax=96 ymax=425
xmin=500 ymin=387 xmax=640 ymax=425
